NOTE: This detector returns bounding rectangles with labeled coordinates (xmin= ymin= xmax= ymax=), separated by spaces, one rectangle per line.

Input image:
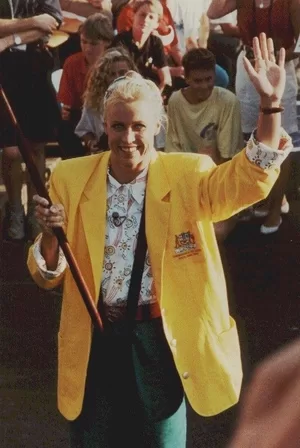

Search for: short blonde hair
xmin=132 ymin=0 xmax=163 ymax=20
xmin=103 ymin=71 xmax=165 ymax=126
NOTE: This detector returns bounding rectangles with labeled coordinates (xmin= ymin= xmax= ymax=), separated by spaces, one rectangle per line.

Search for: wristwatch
xmin=13 ymin=34 xmax=22 ymax=46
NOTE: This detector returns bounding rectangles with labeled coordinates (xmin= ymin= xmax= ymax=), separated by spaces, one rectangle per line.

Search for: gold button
xmin=182 ymin=372 xmax=189 ymax=379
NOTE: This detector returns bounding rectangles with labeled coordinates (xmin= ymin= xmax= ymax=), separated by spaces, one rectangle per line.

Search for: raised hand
xmin=243 ymin=33 xmax=286 ymax=105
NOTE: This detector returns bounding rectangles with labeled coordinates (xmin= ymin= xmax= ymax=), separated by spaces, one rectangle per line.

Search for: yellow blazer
xmin=27 ymin=149 xmax=279 ymax=420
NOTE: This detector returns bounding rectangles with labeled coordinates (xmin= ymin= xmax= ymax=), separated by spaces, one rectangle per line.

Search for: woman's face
xmin=107 ymin=61 xmax=132 ymax=85
xmin=105 ymin=99 xmax=160 ymax=174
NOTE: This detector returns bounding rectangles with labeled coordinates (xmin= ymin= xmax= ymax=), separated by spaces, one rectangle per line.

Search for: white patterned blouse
xmin=33 ymin=167 xmax=157 ymax=307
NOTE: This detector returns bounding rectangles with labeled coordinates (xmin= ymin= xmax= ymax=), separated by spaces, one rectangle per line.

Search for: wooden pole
xmin=0 ymin=85 xmax=104 ymax=332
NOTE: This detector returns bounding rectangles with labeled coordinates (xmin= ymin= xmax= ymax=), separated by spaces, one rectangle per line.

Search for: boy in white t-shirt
xmin=166 ymin=47 xmax=243 ymax=164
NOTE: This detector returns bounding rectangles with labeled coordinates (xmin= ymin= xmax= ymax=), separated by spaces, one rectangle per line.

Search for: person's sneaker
xmin=281 ymin=201 xmax=290 ymax=214
xmin=26 ymin=206 xmax=42 ymax=241
xmin=260 ymin=217 xmax=282 ymax=235
xmin=5 ymin=205 xmax=25 ymax=240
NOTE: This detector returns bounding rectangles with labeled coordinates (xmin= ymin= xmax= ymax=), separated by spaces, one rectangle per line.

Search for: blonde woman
xmin=29 ymin=35 xmax=291 ymax=447
xmin=75 ymin=47 xmax=137 ymax=152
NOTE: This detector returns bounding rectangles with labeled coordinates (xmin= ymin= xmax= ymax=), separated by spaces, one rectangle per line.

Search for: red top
xmin=116 ymin=0 xmax=178 ymax=54
xmin=58 ymin=52 xmax=89 ymax=110
xmin=238 ymin=0 xmax=295 ymax=49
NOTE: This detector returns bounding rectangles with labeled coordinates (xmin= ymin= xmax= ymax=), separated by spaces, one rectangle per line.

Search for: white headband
xmin=103 ymin=72 xmax=157 ymax=104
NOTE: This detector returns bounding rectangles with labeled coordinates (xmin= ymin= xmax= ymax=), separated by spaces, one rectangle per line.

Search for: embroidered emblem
xmin=200 ymin=122 xmax=218 ymax=140
xmin=174 ymin=231 xmax=200 ymax=259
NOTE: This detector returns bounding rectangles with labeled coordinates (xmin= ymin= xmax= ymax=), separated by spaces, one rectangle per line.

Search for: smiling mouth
xmin=119 ymin=147 xmax=138 ymax=154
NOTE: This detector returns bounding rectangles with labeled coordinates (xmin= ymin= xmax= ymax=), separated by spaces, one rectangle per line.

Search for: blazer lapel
xmin=79 ymin=152 xmax=110 ymax=301
xmin=146 ymin=152 xmax=171 ymax=299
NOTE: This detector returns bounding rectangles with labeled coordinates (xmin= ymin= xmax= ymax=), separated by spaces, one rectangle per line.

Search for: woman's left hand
xmin=243 ymin=33 xmax=286 ymax=105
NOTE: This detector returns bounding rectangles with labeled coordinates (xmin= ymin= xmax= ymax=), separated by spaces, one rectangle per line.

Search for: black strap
xmin=98 ymin=199 xmax=148 ymax=330
xmin=126 ymin=199 xmax=147 ymax=324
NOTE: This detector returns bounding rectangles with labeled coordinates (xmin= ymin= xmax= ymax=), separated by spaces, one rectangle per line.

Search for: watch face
xmin=15 ymin=35 xmax=22 ymax=45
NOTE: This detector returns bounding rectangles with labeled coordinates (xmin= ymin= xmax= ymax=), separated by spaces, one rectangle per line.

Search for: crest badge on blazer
xmin=174 ymin=231 xmax=200 ymax=259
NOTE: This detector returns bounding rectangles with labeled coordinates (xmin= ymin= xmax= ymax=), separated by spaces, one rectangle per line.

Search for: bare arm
xmin=41 ymin=233 xmax=60 ymax=271
xmin=169 ymin=43 xmax=183 ymax=66
xmin=0 ymin=14 xmax=58 ymax=37
xmin=207 ymin=0 xmax=237 ymax=20
xmin=198 ymin=13 xmax=210 ymax=48
xmin=0 ymin=29 xmax=48 ymax=52
xmin=59 ymin=0 xmax=101 ymax=17
xmin=33 ymin=195 xmax=65 ymax=271
xmin=0 ymin=17 xmax=37 ymax=36
xmin=199 ymin=35 xmax=291 ymax=225
xmin=157 ymin=66 xmax=172 ymax=91
xmin=257 ymin=103 xmax=281 ymax=153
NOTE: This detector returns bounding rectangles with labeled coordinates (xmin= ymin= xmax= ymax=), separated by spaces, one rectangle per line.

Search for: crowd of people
xmin=1 ymin=0 xmax=299 ymax=240
xmin=1 ymin=1 xmax=300 ymax=447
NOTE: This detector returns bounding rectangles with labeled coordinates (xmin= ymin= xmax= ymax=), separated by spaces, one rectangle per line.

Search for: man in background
xmin=0 ymin=0 xmax=62 ymax=241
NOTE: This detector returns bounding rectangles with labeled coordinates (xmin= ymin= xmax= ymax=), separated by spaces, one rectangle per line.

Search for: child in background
xmin=57 ymin=13 xmax=114 ymax=157
xmin=75 ymin=47 xmax=138 ymax=153
xmin=116 ymin=0 xmax=183 ymax=74
xmin=166 ymin=47 xmax=242 ymax=163
xmin=112 ymin=0 xmax=171 ymax=91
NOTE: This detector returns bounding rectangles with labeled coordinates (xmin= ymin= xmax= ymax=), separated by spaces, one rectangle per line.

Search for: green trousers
xmin=70 ymin=317 xmax=186 ymax=448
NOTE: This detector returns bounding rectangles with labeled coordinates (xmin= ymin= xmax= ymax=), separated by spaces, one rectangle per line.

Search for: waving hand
xmin=243 ymin=33 xmax=286 ymax=105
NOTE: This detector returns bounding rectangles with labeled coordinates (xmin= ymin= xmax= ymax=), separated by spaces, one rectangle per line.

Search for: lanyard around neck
xmin=252 ymin=0 xmax=274 ymax=40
